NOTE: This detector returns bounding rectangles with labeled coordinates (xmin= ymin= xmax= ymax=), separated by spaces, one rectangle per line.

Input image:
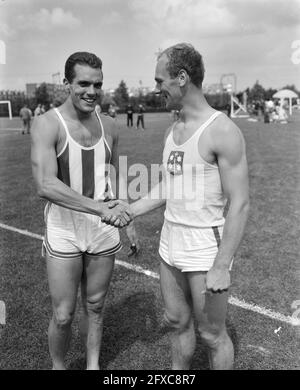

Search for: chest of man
xmin=57 ymin=117 xmax=113 ymax=151
xmin=172 ymin=122 xmax=216 ymax=165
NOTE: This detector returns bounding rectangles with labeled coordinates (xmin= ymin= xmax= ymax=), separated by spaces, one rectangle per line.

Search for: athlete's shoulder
xmin=209 ymin=111 xmax=244 ymax=142
xmin=211 ymin=111 xmax=242 ymax=135
xmin=99 ymin=113 xmax=115 ymax=127
xmin=33 ymin=108 xmax=59 ymax=125
xmin=31 ymin=108 xmax=60 ymax=141
xmin=209 ymin=111 xmax=245 ymax=154
xmin=99 ymin=113 xmax=117 ymax=135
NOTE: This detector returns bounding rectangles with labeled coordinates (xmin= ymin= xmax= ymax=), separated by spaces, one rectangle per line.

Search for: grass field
xmin=0 ymin=111 xmax=299 ymax=370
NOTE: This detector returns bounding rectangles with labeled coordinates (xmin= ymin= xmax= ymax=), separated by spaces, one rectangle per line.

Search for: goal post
xmin=231 ymin=95 xmax=249 ymax=118
xmin=0 ymin=100 xmax=12 ymax=120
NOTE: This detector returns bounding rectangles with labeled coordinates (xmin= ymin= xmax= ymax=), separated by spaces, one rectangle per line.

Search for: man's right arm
xmin=30 ymin=114 xmax=131 ymax=223
xmin=107 ymin=176 xmax=166 ymax=219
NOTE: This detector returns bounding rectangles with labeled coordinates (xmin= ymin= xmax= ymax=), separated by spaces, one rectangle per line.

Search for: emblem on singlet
xmin=167 ymin=151 xmax=184 ymax=176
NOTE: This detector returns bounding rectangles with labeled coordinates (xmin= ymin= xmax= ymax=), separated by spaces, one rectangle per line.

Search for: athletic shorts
xmin=42 ymin=203 xmax=122 ymax=260
xmin=159 ymin=220 xmax=233 ymax=272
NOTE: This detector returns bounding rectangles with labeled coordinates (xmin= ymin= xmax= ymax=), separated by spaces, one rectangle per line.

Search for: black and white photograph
xmin=0 ymin=0 xmax=299 ymax=373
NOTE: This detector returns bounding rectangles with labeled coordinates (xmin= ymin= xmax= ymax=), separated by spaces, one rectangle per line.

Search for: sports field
xmin=0 ymin=112 xmax=299 ymax=370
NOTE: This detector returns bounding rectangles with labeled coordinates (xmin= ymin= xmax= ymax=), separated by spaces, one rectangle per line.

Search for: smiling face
xmin=154 ymin=54 xmax=182 ymax=110
xmin=65 ymin=64 xmax=103 ymax=114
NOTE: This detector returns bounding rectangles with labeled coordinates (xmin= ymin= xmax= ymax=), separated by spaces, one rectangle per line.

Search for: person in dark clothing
xmin=226 ymin=103 xmax=231 ymax=117
xmin=126 ymin=104 xmax=134 ymax=127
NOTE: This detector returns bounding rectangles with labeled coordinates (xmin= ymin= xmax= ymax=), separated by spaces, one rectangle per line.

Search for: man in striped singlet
xmin=109 ymin=43 xmax=249 ymax=369
xmin=31 ymin=52 xmax=136 ymax=370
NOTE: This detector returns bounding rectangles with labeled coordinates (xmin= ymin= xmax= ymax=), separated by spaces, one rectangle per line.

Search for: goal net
xmin=0 ymin=100 xmax=12 ymax=120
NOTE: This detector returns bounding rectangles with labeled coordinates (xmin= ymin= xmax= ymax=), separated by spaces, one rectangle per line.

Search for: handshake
xmin=100 ymin=199 xmax=140 ymax=256
xmin=100 ymin=199 xmax=133 ymax=228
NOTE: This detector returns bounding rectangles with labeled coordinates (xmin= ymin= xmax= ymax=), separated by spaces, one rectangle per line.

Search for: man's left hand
xmin=205 ymin=266 xmax=230 ymax=293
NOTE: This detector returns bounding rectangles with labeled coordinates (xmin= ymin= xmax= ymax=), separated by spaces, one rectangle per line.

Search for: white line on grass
xmin=0 ymin=131 xmax=22 ymax=138
xmin=0 ymin=300 xmax=6 ymax=325
xmin=0 ymin=221 xmax=299 ymax=327
xmin=0 ymin=127 xmax=22 ymax=131
xmin=0 ymin=223 xmax=43 ymax=241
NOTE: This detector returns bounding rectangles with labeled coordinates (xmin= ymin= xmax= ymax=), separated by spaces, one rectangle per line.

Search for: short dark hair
xmin=65 ymin=52 xmax=102 ymax=83
xmin=159 ymin=43 xmax=205 ymax=88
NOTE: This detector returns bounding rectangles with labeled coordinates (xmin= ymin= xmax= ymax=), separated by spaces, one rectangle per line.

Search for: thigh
xmin=160 ymin=260 xmax=192 ymax=318
xmin=46 ymin=253 xmax=83 ymax=311
xmin=81 ymin=254 xmax=115 ymax=300
xmin=187 ymin=272 xmax=229 ymax=329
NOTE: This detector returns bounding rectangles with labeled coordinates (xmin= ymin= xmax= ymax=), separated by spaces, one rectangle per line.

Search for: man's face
xmin=66 ymin=64 xmax=103 ymax=113
xmin=154 ymin=55 xmax=182 ymax=110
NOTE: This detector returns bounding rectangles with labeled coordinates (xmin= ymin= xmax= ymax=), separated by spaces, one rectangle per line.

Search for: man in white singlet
xmin=31 ymin=52 xmax=136 ymax=370
xmin=107 ymin=43 xmax=249 ymax=369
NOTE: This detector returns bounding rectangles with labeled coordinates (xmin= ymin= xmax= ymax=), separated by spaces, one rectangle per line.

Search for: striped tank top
xmin=54 ymin=108 xmax=113 ymax=201
xmin=163 ymin=111 xmax=227 ymax=228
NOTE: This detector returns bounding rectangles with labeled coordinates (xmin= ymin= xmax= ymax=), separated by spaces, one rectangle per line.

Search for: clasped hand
xmin=101 ymin=199 xmax=132 ymax=228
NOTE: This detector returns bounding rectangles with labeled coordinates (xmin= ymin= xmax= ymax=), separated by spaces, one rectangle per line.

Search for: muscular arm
xmin=204 ymin=117 xmax=249 ymax=292
xmin=30 ymin=114 xmax=120 ymax=218
xmin=130 ymin=176 xmax=166 ymax=218
xmin=211 ymin=118 xmax=250 ymax=269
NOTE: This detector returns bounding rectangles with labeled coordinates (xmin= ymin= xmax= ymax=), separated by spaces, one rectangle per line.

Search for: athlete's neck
xmin=180 ymin=88 xmax=213 ymax=122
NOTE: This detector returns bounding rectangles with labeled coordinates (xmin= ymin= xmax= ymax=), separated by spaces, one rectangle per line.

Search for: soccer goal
xmin=0 ymin=100 xmax=12 ymax=120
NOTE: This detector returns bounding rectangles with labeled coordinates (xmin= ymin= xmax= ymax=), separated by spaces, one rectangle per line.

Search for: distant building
xmin=26 ymin=83 xmax=38 ymax=98
xmin=26 ymin=83 xmax=67 ymax=103
xmin=0 ymin=90 xmax=26 ymax=100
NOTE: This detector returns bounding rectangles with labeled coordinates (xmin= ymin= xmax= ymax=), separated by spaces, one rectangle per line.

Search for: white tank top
xmin=163 ymin=111 xmax=226 ymax=228
xmin=54 ymin=108 xmax=114 ymax=201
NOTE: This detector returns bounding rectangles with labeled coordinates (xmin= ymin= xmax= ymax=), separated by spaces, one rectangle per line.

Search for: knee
xmin=53 ymin=307 xmax=74 ymax=328
xmin=163 ymin=310 xmax=191 ymax=332
xmin=86 ymin=293 xmax=106 ymax=315
xmin=198 ymin=324 xmax=226 ymax=348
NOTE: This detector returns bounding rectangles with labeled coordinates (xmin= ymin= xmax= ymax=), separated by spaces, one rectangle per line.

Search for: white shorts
xmin=159 ymin=220 xmax=232 ymax=272
xmin=43 ymin=203 xmax=121 ymax=260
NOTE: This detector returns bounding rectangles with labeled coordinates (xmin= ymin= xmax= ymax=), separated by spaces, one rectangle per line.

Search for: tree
xmin=248 ymin=80 xmax=265 ymax=102
xmin=114 ymin=80 xmax=129 ymax=109
xmin=35 ymin=83 xmax=51 ymax=107
xmin=264 ymin=87 xmax=278 ymax=100
xmin=101 ymin=93 xmax=117 ymax=112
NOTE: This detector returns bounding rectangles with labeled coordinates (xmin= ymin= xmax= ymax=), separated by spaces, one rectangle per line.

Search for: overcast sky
xmin=0 ymin=0 xmax=299 ymax=92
